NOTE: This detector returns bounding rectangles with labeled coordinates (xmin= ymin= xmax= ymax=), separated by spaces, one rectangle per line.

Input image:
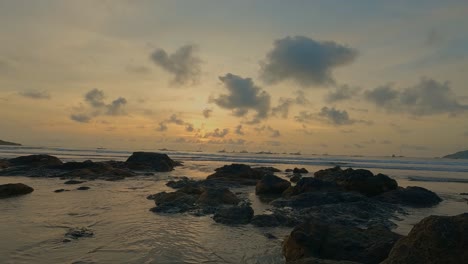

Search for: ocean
xmin=1 ymin=145 xmax=467 ymax=263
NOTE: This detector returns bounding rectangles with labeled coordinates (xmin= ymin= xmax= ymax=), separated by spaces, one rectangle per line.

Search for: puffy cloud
xmin=260 ymin=36 xmax=357 ymax=87
xmin=157 ymin=114 xmax=195 ymax=132
xmin=204 ymin=128 xmax=229 ymax=138
xmin=70 ymin=89 xmax=128 ymax=123
xmin=211 ymin=73 xmax=271 ymax=123
xmin=70 ymin=114 xmax=91 ymax=123
xmin=202 ymin=108 xmax=213 ymax=118
xmin=272 ymin=91 xmax=310 ymax=119
xmin=255 ymin=125 xmax=281 ymax=138
xmin=235 ymin=124 xmax=244 ymax=135
xmin=365 ymin=78 xmax=468 ymax=116
xmin=319 ymin=107 xmax=355 ymax=125
xmin=150 ymin=45 xmax=201 ymax=86
xmin=325 ymin=84 xmax=361 ymax=103
xmin=19 ymin=89 xmax=51 ymax=99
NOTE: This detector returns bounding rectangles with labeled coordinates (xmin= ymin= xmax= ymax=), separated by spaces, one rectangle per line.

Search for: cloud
xmin=19 ymin=89 xmax=51 ymax=99
xmin=272 ymin=91 xmax=310 ymax=119
xmin=150 ymin=44 xmax=201 ymax=86
xmin=235 ymin=124 xmax=244 ymax=135
xmin=204 ymin=128 xmax=229 ymax=138
xmin=70 ymin=89 xmax=128 ymax=123
xmin=70 ymin=114 xmax=91 ymax=123
xmin=106 ymin=97 xmax=127 ymax=116
xmin=260 ymin=36 xmax=357 ymax=87
xmin=207 ymin=138 xmax=246 ymax=145
xmin=325 ymin=84 xmax=360 ymax=103
xmin=294 ymin=111 xmax=315 ymax=123
xmin=255 ymin=125 xmax=281 ymax=138
xmin=211 ymin=73 xmax=271 ymax=123
xmin=157 ymin=114 xmax=195 ymax=132
xmin=202 ymin=108 xmax=213 ymax=118
xmin=319 ymin=107 xmax=355 ymax=125
xmin=365 ymin=78 xmax=468 ymax=116
xmin=126 ymin=65 xmax=151 ymax=74
xmin=425 ymin=29 xmax=443 ymax=46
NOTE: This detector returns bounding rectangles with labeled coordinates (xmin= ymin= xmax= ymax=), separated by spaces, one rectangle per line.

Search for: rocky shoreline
xmin=0 ymin=152 xmax=466 ymax=264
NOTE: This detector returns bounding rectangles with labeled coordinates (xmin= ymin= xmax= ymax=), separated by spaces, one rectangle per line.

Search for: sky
xmin=1 ymin=0 xmax=468 ymax=157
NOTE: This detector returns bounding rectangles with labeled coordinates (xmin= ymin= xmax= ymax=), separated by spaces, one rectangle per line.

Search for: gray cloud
xmin=319 ymin=107 xmax=355 ymax=125
xmin=272 ymin=91 xmax=310 ymax=119
xmin=19 ymin=89 xmax=51 ymax=99
xmin=70 ymin=114 xmax=91 ymax=123
xmin=202 ymin=108 xmax=213 ymax=118
xmin=235 ymin=124 xmax=244 ymax=135
xmin=365 ymin=78 xmax=468 ymax=116
xmin=204 ymin=128 xmax=229 ymax=138
xmin=294 ymin=111 xmax=315 ymax=123
xmin=70 ymin=89 xmax=128 ymax=123
xmin=150 ymin=44 xmax=201 ymax=86
xmin=126 ymin=65 xmax=151 ymax=74
xmin=325 ymin=84 xmax=361 ymax=103
xmin=260 ymin=36 xmax=357 ymax=87
xmin=157 ymin=114 xmax=195 ymax=132
xmin=211 ymin=73 xmax=271 ymax=123
xmin=255 ymin=125 xmax=281 ymax=138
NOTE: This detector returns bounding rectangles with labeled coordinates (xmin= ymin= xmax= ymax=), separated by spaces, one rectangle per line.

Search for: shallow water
xmin=1 ymin=146 xmax=467 ymax=263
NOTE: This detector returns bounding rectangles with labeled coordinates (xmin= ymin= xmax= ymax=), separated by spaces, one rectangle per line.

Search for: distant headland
xmin=0 ymin=140 xmax=21 ymax=146
xmin=443 ymin=150 xmax=468 ymax=159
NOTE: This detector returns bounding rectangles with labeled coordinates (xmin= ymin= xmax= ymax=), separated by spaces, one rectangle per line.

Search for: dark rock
xmin=77 ymin=186 xmax=90 ymax=190
xmin=293 ymin=168 xmax=309 ymax=174
xmin=254 ymin=166 xmax=282 ymax=173
xmin=206 ymin=164 xmax=267 ymax=185
xmin=383 ymin=213 xmax=468 ymax=264
xmin=251 ymin=213 xmax=299 ymax=227
xmin=213 ymin=205 xmax=254 ymax=225
xmin=314 ymin=166 xmax=398 ymax=196
xmin=265 ymin=233 xmax=278 ymax=240
xmin=149 ymin=191 xmax=197 ymax=213
xmin=272 ymin=191 xmax=366 ymax=208
xmin=125 ymin=152 xmax=178 ymax=171
xmin=288 ymin=258 xmax=361 ymax=264
xmin=0 ymin=183 xmax=34 ymax=198
xmin=60 ymin=164 xmax=134 ymax=180
xmin=283 ymin=177 xmax=339 ymax=197
xmin=460 ymin=192 xmax=468 ymax=195
xmin=0 ymin=139 xmax=21 ymax=146
xmin=8 ymin=154 xmax=63 ymax=167
xmin=65 ymin=227 xmax=94 ymax=239
xmin=285 ymin=168 xmax=293 ymax=172
xmin=375 ymin=186 xmax=442 ymax=207
xmin=166 ymin=177 xmax=198 ymax=189
xmin=59 ymin=160 xmax=102 ymax=170
xmin=54 ymin=189 xmax=69 ymax=193
xmin=64 ymin=180 xmax=85 ymax=185
xmin=290 ymin=174 xmax=302 ymax=183
xmin=196 ymin=188 xmax=240 ymax=206
xmin=256 ymin=174 xmax=291 ymax=195
xmin=283 ymin=220 xmax=402 ymax=264
xmin=0 ymin=159 xmax=10 ymax=169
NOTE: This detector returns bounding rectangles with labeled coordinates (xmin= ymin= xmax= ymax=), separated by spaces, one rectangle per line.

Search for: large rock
xmin=0 ymin=159 xmax=9 ymax=169
xmin=125 ymin=152 xmax=178 ymax=171
xmin=314 ymin=167 xmax=398 ymax=196
xmin=283 ymin=220 xmax=402 ymax=264
xmin=206 ymin=164 xmax=268 ymax=185
xmin=8 ymin=154 xmax=63 ymax=167
xmin=383 ymin=213 xmax=468 ymax=264
xmin=256 ymin=174 xmax=291 ymax=195
xmin=288 ymin=258 xmax=361 ymax=264
xmin=283 ymin=177 xmax=339 ymax=197
xmin=251 ymin=213 xmax=299 ymax=227
xmin=375 ymin=186 xmax=442 ymax=207
xmin=0 ymin=183 xmax=34 ymax=198
xmin=196 ymin=188 xmax=240 ymax=206
xmin=272 ymin=191 xmax=366 ymax=208
xmin=213 ymin=205 xmax=254 ymax=225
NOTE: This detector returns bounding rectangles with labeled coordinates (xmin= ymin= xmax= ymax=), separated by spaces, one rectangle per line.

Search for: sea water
xmin=0 ymin=146 xmax=467 ymax=263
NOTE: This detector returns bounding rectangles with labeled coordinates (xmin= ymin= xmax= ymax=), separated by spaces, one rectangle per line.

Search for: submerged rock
xmin=0 ymin=183 xmax=34 ymax=198
xmin=251 ymin=213 xmax=299 ymax=227
xmin=383 ymin=213 xmax=468 ymax=264
xmin=196 ymin=188 xmax=240 ymax=206
xmin=283 ymin=220 xmax=402 ymax=264
xmin=256 ymin=174 xmax=291 ymax=195
xmin=314 ymin=166 xmax=398 ymax=196
xmin=283 ymin=177 xmax=339 ymax=197
xmin=64 ymin=180 xmax=85 ymax=185
xmin=65 ymin=227 xmax=94 ymax=239
xmin=77 ymin=186 xmax=90 ymax=191
xmin=272 ymin=191 xmax=366 ymax=208
xmin=54 ymin=189 xmax=69 ymax=193
xmin=125 ymin=152 xmax=179 ymax=171
xmin=213 ymin=205 xmax=254 ymax=225
xmin=375 ymin=186 xmax=442 ymax=207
